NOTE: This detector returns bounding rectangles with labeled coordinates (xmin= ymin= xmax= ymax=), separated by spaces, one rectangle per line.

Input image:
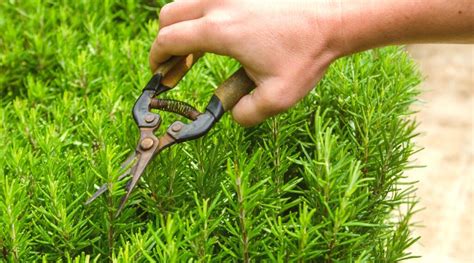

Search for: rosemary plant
xmin=1 ymin=0 xmax=421 ymax=261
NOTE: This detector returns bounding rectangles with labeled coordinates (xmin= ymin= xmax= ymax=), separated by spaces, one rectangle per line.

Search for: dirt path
xmin=405 ymin=44 xmax=473 ymax=262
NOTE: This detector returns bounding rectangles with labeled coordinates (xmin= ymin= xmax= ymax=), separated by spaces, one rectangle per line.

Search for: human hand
xmin=150 ymin=0 xmax=472 ymax=126
xmin=150 ymin=0 xmax=345 ymax=126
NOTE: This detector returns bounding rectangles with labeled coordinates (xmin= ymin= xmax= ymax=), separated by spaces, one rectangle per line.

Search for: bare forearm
xmin=340 ymin=0 xmax=473 ymax=56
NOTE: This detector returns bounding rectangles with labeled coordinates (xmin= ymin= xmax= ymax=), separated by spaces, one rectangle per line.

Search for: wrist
xmin=306 ymin=0 xmax=351 ymax=63
xmin=336 ymin=0 xmax=380 ymax=57
xmin=336 ymin=0 xmax=405 ymax=57
xmin=306 ymin=0 xmax=377 ymax=61
xmin=336 ymin=0 xmax=474 ymax=56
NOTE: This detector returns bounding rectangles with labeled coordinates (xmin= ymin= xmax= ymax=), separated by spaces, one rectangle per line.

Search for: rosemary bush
xmin=1 ymin=0 xmax=421 ymax=262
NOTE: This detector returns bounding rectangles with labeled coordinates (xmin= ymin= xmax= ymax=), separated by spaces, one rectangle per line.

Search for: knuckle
xmin=156 ymin=28 xmax=172 ymax=46
xmin=202 ymin=16 xmax=220 ymax=33
xmin=203 ymin=11 xmax=234 ymax=33
xmin=159 ymin=4 xmax=173 ymax=25
xmin=201 ymin=13 xmax=234 ymax=54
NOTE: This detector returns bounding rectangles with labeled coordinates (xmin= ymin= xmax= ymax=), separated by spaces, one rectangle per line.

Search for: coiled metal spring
xmin=150 ymin=98 xmax=201 ymax=121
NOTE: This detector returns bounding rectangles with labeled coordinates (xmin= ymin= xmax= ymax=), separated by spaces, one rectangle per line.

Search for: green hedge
xmin=1 ymin=0 xmax=421 ymax=261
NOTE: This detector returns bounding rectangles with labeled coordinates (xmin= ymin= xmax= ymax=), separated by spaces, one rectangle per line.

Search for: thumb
xmin=231 ymin=78 xmax=297 ymax=127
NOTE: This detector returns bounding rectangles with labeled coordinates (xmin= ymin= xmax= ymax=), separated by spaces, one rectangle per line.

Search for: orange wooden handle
xmin=154 ymin=53 xmax=203 ymax=88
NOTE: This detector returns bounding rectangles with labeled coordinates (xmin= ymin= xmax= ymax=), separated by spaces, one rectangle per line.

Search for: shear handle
xmin=213 ymin=67 xmax=256 ymax=112
xmin=155 ymin=53 xmax=203 ymax=89
xmin=167 ymin=67 xmax=256 ymax=142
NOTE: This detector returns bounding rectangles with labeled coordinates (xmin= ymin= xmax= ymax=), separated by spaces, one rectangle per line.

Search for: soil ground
xmin=405 ymin=44 xmax=473 ymax=262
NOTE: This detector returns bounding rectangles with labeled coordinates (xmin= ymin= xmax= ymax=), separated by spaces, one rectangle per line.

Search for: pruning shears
xmin=85 ymin=54 xmax=255 ymax=216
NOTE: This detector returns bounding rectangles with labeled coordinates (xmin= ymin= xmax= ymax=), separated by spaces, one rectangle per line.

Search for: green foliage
xmin=1 ymin=0 xmax=421 ymax=261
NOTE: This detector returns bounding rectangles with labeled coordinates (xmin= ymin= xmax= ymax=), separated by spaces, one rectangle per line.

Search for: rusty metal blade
xmin=85 ymin=152 xmax=138 ymax=205
xmin=115 ymin=133 xmax=177 ymax=217
xmin=115 ymin=149 xmax=155 ymax=216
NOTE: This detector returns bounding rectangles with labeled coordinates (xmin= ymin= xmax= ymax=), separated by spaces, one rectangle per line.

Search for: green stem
xmin=236 ymin=167 xmax=249 ymax=263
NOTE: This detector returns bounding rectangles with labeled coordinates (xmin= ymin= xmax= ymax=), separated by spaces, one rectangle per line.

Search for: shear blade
xmin=115 ymin=149 xmax=156 ymax=217
xmin=85 ymin=152 xmax=138 ymax=205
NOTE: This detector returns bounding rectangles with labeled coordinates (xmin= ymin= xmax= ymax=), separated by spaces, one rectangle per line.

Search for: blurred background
xmin=405 ymin=44 xmax=473 ymax=262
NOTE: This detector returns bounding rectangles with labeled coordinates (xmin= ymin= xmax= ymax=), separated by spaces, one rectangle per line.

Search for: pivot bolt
xmin=171 ymin=123 xmax=183 ymax=132
xmin=140 ymin=138 xmax=154 ymax=150
xmin=145 ymin=114 xmax=156 ymax=123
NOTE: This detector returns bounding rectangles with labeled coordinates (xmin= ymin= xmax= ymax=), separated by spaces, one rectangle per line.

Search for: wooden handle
xmin=214 ymin=68 xmax=256 ymax=111
xmin=155 ymin=55 xmax=255 ymax=111
xmin=154 ymin=56 xmax=183 ymax=76
xmin=154 ymin=53 xmax=203 ymax=88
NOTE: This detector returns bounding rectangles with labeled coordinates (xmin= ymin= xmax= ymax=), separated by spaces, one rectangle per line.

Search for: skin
xmin=150 ymin=0 xmax=473 ymax=127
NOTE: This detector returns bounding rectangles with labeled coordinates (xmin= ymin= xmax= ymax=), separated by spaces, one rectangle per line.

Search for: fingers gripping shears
xmin=85 ymin=54 xmax=255 ymax=216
